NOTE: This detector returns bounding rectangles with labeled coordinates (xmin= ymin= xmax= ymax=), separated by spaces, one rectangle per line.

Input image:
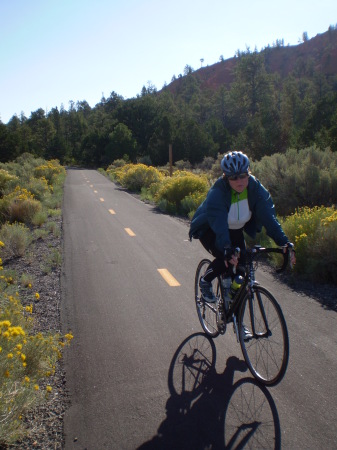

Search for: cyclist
xmin=189 ymin=151 xmax=295 ymax=303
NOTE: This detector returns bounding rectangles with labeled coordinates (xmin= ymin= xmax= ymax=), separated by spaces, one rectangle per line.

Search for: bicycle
xmin=195 ymin=245 xmax=293 ymax=386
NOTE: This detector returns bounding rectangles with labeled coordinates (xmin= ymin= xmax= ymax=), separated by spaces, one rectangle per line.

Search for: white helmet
xmin=221 ymin=151 xmax=250 ymax=176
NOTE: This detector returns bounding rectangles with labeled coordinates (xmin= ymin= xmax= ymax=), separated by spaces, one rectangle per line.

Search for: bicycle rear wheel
xmin=239 ymin=286 xmax=289 ymax=386
xmin=195 ymin=259 xmax=220 ymax=337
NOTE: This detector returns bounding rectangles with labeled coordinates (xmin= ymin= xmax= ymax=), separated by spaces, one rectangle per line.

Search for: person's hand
xmin=284 ymin=242 xmax=296 ymax=267
xmin=224 ymin=247 xmax=240 ymax=269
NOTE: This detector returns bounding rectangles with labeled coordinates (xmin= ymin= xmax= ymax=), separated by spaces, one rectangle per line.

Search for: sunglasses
xmin=227 ymin=173 xmax=249 ymax=181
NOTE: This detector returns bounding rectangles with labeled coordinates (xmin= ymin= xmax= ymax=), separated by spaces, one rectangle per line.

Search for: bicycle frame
xmin=219 ymin=246 xmax=289 ymax=341
xmin=195 ymin=245 xmax=291 ymax=385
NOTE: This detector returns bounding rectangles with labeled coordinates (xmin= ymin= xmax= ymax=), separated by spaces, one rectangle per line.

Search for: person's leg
xmin=229 ymin=229 xmax=246 ymax=275
xmin=199 ymin=229 xmax=227 ymax=282
xmin=229 ymin=230 xmax=251 ymax=339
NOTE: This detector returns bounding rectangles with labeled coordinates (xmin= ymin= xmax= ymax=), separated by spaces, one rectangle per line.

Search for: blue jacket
xmin=189 ymin=175 xmax=288 ymax=251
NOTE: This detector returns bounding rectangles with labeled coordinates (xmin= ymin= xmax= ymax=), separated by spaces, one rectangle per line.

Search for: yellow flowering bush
xmin=107 ymin=164 xmax=210 ymax=216
xmin=25 ymin=176 xmax=52 ymax=201
xmin=281 ymin=206 xmax=337 ymax=282
xmin=181 ymin=190 xmax=207 ymax=218
xmin=33 ymin=160 xmax=66 ymax=185
xmin=0 ymin=186 xmax=42 ymax=224
xmin=108 ymin=163 xmax=164 ymax=192
xmin=155 ymin=172 xmax=209 ymax=216
xmin=0 ymin=155 xmax=70 ymax=445
xmin=0 ymin=169 xmax=18 ymax=196
xmin=0 ymin=292 xmax=73 ymax=445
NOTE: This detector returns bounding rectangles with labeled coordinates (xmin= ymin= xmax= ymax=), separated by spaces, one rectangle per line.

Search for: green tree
xmin=25 ymin=109 xmax=56 ymax=157
xmin=231 ymin=50 xmax=271 ymax=118
xmin=0 ymin=123 xmax=16 ymax=162
xmin=117 ymin=95 xmax=159 ymax=156
xmin=174 ymin=120 xmax=219 ymax=164
xmin=80 ymin=132 xmax=108 ymax=167
xmin=300 ymin=92 xmax=337 ymax=151
xmin=103 ymin=123 xmax=137 ymax=164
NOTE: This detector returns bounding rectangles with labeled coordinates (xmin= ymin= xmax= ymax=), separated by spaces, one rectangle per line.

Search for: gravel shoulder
xmin=3 ymin=217 xmax=67 ymax=450
xmin=3 ymin=208 xmax=336 ymax=449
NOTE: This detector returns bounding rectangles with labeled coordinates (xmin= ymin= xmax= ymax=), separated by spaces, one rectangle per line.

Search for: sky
xmin=1 ymin=0 xmax=336 ymax=124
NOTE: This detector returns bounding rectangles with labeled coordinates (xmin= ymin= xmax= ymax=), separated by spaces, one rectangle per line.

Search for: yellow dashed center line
xmin=90 ymin=184 xmax=93 ymax=188
xmin=109 ymin=209 xmax=116 ymax=215
xmin=125 ymin=228 xmax=136 ymax=237
xmin=100 ymin=198 xmax=104 ymax=202
xmin=157 ymin=269 xmax=181 ymax=287
xmin=94 ymin=190 xmax=98 ymax=193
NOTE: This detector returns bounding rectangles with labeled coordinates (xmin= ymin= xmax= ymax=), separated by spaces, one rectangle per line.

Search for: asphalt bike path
xmin=61 ymin=169 xmax=337 ymax=449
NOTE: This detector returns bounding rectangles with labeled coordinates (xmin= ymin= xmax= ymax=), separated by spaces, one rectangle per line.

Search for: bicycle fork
xmin=232 ymin=285 xmax=256 ymax=343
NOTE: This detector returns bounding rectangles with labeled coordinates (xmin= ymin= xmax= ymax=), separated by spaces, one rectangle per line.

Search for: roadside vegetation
xmin=0 ymin=147 xmax=336 ymax=445
xmin=0 ymin=154 xmax=72 ymax=447
xmin=103 ymin=146 xmax=337 ymax=284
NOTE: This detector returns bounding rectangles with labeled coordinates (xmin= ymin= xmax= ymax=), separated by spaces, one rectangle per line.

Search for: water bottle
xmin=229 ymin=275 xmax=244 ymax=299
xmin=222 ymin=276 xmax=232 ymax=310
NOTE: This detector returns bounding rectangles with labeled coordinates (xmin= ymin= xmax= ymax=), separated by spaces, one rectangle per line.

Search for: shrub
xmin=48 ymin=208 xmax=61 ymax=218
xmin=0 ymin=155 xmax=70 ymax=446
xmin=252 ymin=147 xmax=337 ymax=215
xmin=155 ymin=172 xmax=209 ymax=215
xmin=0 ymin=292 xmax=73 ymax=446
xmin=281 ymin=206 xmax=337 ymax=283
xmin=20 ymin=273 xmax=35 ymax=288
xmin=111 ymin=164 xmax=164 ymax=192
xmin=46 ymin=221 xmax=60 ymax=237
xmin=106 ymin=163 xmax=132 ymax=182
xmin=0 ymin=197 xmax=11 ymax=225
xmin=1 ymin=155 xmax=46 ymax=187
xmin=41 ymin=249 xmax=62 ymax=274
xmin=25 ymin=177 xmax=51 ymax=201
xmin=181 ymin=191 xmax=207 ymax=218
xmin=174 ymin=160 xmax=192 ymax=170
xmin=9 ymin=198 xmax=42 ymax=224
xmin=196 ymin=156 xmax=216 ymax=171
xmin=137 ymin=155 xmax=152 ymax=166
xmin=43 ymin=184 xmax=63 ymax=209
xmin=33 ymin=229 xmax=49 ymax=240
xmin=33 ymin=160 xmax=66 ymax=185
xmin=0 ymin=169 xmax=18 ymax=196
xmin=210 ymin=153 xmax=224 ymax=179
xmin=0 ymin=223 xmax=32 ymax=259
xmin=0 ymin=187 xmax=42 ymax=225
xmin=140 ymin=183 xmax=161 ymax=203
xmin=106 ymin=159 xmax=127 ymax=171
xmin=31 ymin=210 xmax=48 ymax=227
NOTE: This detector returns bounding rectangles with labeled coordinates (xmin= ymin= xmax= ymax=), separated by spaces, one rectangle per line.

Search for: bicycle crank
xmin=217 ymin=314 xmax=226 ymax=334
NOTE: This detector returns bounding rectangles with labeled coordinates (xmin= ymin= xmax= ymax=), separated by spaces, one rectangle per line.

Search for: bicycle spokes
xmin=239 ymin=287 xmax=289 ymax=385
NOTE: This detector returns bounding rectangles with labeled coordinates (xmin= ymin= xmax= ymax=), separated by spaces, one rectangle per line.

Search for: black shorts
xmin=200 ymin=228 xmax=246 ymax=263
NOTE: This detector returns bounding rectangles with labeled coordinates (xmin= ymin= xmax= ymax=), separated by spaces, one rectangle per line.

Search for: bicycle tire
xmin=195 ymin=259 xmax=220 ymax=337
xmin=238 ymin=286 xmax=289 ymax=386
xmin=167 ymin=333 xmax=216 ymax=397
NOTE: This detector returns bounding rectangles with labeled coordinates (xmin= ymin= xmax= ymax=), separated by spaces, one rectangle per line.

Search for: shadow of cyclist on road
xmin=138 ymin=333 xmax=281 ymax=450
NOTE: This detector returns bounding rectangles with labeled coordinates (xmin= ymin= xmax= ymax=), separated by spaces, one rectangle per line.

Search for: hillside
xmin=166 ymin=27 xmax=337 ymax=94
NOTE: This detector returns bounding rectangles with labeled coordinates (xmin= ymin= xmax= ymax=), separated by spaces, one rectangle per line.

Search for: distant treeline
xmin=1 ymin=46 xmax=337 ymax=167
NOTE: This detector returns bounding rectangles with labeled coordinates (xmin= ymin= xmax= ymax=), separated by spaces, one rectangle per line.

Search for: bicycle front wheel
xmin=239 ymin=286 xmax=289 ymax=386
xmin=195 ymin=259 xmax=220 ymax=337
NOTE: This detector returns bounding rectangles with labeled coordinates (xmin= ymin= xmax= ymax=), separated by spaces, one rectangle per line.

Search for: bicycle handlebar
xmin=248 ymin=246 xmax=291 ymax=273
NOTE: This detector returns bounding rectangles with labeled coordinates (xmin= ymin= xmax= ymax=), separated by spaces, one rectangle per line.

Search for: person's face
xmin=227 ymin=173 xmax=249 ymax=193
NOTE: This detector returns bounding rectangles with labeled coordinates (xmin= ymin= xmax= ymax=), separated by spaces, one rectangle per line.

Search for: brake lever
xmin=276 ymin=246 xmax=289 ymax=273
